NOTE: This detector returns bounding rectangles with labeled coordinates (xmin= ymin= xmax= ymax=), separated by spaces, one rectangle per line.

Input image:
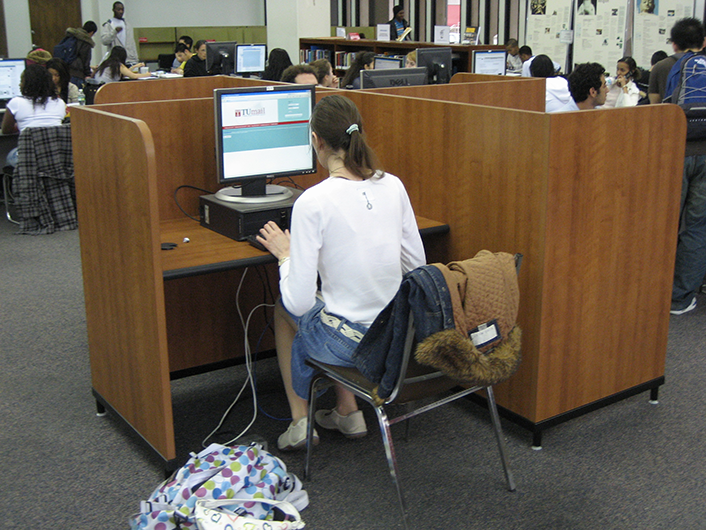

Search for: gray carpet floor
xmin=2 ymin=219 xmax=705 ymax=529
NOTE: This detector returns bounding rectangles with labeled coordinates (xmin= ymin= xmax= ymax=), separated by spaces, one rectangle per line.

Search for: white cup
xmin=139 ymin=66 xmax=149 ymax=74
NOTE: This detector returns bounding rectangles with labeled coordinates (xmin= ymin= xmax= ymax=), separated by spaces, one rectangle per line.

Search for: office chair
xmin=11 ymin=124 xmax=76 ymax=234
xmin=304 ymin=254 xmax=522 ymax=530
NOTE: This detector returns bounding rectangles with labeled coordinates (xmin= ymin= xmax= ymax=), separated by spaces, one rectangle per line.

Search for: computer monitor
xmin=360 ymin=67 xmax=428 ymax=89
xmin=206 ymin=41 xmax=237 ymax=75
xmin=472 ymin=50 xmax=507 ymax=75
xmin=0 ymin=59 xmax=26 ymax=106
xmin=213 ymin=84 xmax=317 ymax=203
xmin=235 ymin=44 xmax=267 ymax=77
xmin=374 ymin=56 xmax=403 ymax=69
xmin=416 ymin=47 xmax=452 ymax=84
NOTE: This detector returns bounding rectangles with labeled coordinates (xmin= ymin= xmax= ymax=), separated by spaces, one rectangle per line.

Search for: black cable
xmin=173 ymin=184 xmax=217 ymax=221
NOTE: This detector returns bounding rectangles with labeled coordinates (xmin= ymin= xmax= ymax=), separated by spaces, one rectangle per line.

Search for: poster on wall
xmin=573 ymin=0 xmax=628 ymax=70
xmin=632 ymin=0 xmax=694 ymax=69
xmin=525 ymin=0 xmax=573 ymax=73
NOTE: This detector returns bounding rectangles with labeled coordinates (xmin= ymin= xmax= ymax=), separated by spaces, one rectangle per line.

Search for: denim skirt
xmin=288 ymin=297 xmax=369 ymax=399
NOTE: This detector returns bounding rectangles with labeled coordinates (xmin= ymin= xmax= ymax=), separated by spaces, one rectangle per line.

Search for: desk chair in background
xmin=7 ymin=124 xmax=76 ymax=234
xmin=305 ymin=253 xmax=522 ymax=529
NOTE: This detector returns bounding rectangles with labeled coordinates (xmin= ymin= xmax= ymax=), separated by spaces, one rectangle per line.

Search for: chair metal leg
xmin=304 ymin=377 xmax=323 ymax=480
xmin=2 ymin=172 xmax=19 ymax=224
xmin=486 ymin=386 xmax=516 ymax=491
xmin=373 ymin=405 xmax=410 ymax=530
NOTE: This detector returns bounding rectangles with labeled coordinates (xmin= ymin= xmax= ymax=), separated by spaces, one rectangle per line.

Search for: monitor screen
xmin=0 ymin=59 xmax=26 ymax=103
xmin=236 ymin=44 xmax=267 ymax=76
xmin=213 ymin=84 xmax=317 ymax=202
xmin=416 ymin=47 xmax=453 ymax=84
xmin=374 ymin=56 xmax=403 ymax=70
xmin=206 ymin=41 xmax=237 ymax=75
xmin=472 ymin=50 xmax=507 ymax=75
xmin=360 ymin=67 xmax=427 ymax=89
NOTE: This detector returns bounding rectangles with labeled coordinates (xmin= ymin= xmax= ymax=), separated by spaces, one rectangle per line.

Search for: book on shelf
xmin=463 ymin=26 xmax=480 ymax=45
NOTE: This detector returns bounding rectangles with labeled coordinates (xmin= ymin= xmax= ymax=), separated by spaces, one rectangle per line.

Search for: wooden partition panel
xmin=366 ymin=78 xmax=545 ymax=111
xmin=344 ymin=90 xmax=550 ymax=418
xmin=94 ymin=76 xmax=285 ymax=104
xmin=340 ymin=91 xmax=684 ymax=423
xmin=536 ymin=106 xmax=684 ymax=420
xmin=451 ymin=73 xmax=526 ymax=83
xmin=71 ymin=107 xmax=175 ymax=459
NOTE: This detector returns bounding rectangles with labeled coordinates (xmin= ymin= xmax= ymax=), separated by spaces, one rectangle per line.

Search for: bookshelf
xmin=300 ymin=38 xmax=504 ymax=73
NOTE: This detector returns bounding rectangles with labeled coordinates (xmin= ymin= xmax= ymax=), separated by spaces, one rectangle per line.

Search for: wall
xmin=267 ymin=0 xmax=330 ymax=65
xmin=3 ymin=0 xmax=265 ymax=63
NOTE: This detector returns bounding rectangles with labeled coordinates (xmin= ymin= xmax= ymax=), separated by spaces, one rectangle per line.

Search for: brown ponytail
xmin=310 ymin=95 xmax=382 ymax=180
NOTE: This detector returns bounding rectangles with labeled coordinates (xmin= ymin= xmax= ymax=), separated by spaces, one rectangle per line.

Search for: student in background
xmin=280 ymin=64 xmax=318 ymax=84
xmin=2 ymin=65 xmax=67 ymax=167
xmin=172 ymin=43 xmax=193 ymax=75
xmin=262 ymin=48 xmax=293 ymax=82
xmin=183 ymin=40 xmax=209 ymax=78
xmin=388 ymin=5 xmax=411 ymax=41
xmin=255 ymin=95 xmax=426 ymax=451
xmin=602 ymin=57 xmax=641 ymax=108
xmin=171 ymin=35 xmax=193 ymax=73
xmin=340 ymin=51 xmax=375 ymax=89
xmin=101 ymin=1 xmax=138 ymax=65
xmin=60 ymin=21 xmax=97 ymax=89
xmin=310 ymin=59 xmax=338 ymax=88
xmin=557 ymin=62 xmax=608 ymax=111
xmin=25 ymin=48 xmax=52 ymax=66
xmin=46 ymin=58 xmax=79 ymax=104
xmin=93 ymin=46 xmax=150 ymax=83
xmin=505 ymin=39 xmax=522 ymax=72
xmin=405 ymin=50 xmax=417 ymax=68
xmin=530 ymin=54 xmax=571 ymax=112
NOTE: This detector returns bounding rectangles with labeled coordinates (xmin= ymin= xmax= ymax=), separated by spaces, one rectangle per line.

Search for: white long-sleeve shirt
xmin=280 ymin=173 xmax=426 ymax=326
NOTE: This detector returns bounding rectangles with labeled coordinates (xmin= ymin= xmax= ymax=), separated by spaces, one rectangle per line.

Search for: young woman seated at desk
xmin=256 ymin=95 xmax=426 ymax=451
xmin=93 ymin=46 xmax=151 ymax=83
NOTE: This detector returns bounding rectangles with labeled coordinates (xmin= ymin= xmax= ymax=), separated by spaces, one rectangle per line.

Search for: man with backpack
xmin=55 ymin=21 xmax=97 ymax=89
xmin=654 ymin=18 xmax=706 ymax=314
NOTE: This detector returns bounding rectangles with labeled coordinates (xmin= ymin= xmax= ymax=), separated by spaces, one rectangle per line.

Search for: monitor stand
xmin=215 ymin=184 xmax=294 ymax=205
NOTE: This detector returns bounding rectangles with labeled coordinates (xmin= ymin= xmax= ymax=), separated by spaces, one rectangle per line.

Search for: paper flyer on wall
xmin=573 ymin=0 xmax=628 ymax=70
xmin=632 ymin=0 xmax=693 ymax=69
xmin=525 ymin=0 xmax=573 ymax=73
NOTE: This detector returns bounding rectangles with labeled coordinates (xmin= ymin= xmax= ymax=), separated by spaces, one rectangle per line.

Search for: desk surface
xmin=161 ymin=216 xmax=449 ymax=280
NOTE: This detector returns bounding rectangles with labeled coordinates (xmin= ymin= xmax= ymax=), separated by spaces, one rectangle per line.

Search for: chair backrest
xmin=389 ymin=253 xmax=523 ymax=405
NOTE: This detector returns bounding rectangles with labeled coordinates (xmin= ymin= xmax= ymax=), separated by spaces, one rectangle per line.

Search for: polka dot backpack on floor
xmin=129 ymin=443 xmax=307 ymax=530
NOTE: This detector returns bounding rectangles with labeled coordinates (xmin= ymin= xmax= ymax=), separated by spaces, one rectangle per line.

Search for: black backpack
xmin=53 ymin=35 xmax=78 ymax=65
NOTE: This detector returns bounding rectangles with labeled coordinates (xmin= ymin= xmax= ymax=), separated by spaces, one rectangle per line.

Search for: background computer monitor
xmin=472 ymin=50 xmax=507 ymax=75
xmin=0 ymin=59 xmax=26 ymax=106
xmin=416 ymin=47 xmax=453 ymax=84
xmin=235 ymin=44 xmax=267 ymax=77
xmin=213 ymin=84 xmax=317 ymax=203
xmin=206 ymin=41 xmax=237 ymax=75
xmin=360 ymin=67 xmax=427 ymax=89
xmin=374 ymin=56 xmax=403 ymax=69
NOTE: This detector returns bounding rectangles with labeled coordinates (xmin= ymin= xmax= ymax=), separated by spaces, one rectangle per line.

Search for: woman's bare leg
xmin=274 ymin=300 xmax=309 ymax=422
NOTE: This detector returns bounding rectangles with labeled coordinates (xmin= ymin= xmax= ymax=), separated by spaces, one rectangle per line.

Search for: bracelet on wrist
xmin=278 ymin=256 xmax=290 ymax=267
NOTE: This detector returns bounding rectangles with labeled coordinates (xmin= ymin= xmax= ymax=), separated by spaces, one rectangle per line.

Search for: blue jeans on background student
xmin=672 ymin=154 xmax=706 ymax=310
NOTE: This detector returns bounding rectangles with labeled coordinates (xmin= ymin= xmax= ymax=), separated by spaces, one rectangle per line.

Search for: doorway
xmin=28 ymin=0 xmax=81 ymax=52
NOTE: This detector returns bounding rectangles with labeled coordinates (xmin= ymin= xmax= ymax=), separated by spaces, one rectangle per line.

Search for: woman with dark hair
xmin=530 ymin=54 xmax=571 ymax=112
xmin=603 ymin=56 xmax=641 ymax=107
xmin=340 ymin=51 xmax=375 ymax=89
xmin=256 ymin=95 xmax=426 ymax=451
xmin=183 ymin=40 xmax=209 ymax=77
xmin=46 ymin=58 xmax=79 ymax=104
xmin=93 ymin=46 xmax=150 ymax=83
xmin=262 ymin=48 xmax=293 ymax=81
xmin=1 ymin=64 xmax=67 ymax=166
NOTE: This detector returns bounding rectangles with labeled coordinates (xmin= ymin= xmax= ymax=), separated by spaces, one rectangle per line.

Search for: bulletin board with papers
xmin=525 ymin=0 xmax=573 ymax=72
xmin=572 ymin=0 xmax=629 ymax=69
xmin=632 ymin=0 xmax=694 ymax=69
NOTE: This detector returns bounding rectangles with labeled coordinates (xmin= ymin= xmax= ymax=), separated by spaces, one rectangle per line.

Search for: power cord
xmin=173 ymin=184 xmax=214 ymax=222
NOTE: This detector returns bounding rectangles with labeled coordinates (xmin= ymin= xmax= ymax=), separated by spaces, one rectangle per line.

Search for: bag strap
xmin=194 ymin=498 xmax=305 ymax=530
